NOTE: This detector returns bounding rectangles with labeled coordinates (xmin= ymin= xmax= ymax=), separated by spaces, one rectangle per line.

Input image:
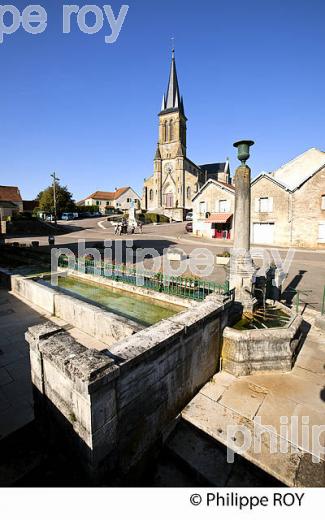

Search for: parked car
xmin=186 ymin=211 xmax=193 ymax=221
xmin=61 ymin=212 xmax=74 ymax=221
xmin=185 ymin=221 xmax=192 ymax=233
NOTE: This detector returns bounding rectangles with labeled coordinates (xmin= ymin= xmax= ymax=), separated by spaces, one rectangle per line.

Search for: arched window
xmin=149 ymin=189 xmax=153 ymax=201
xmin=163 ymin=121 xmax=167 ymax=142
xmin=187 ymin=186 xmax=191 ymax=200
xmin=169 ymin=120 xmax=173 ymax=141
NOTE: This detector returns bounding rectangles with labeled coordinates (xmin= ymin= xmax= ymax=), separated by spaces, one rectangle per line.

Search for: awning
xmin=205 ymin=212 xmax=233 ymax=223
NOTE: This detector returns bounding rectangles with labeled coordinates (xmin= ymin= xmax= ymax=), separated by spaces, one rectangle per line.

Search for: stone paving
xmin=0 ymin=291 xmax=43 ymax=439
xmin=0 ymin=288 xmax=108 ymax=441
xmin=182 ymin=308 xmax=325 ymax=486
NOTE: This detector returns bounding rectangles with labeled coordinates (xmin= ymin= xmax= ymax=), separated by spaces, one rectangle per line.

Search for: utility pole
xmin=50 ymin=172 xmax=60 ymax=225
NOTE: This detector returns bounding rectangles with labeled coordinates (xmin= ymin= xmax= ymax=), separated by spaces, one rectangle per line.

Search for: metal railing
xmin=58 ymin=257 xmax=230 ymax=301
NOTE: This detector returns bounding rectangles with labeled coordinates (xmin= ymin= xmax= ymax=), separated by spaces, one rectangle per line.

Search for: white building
xmin=79 ymin=187 xmax=140 ymax=215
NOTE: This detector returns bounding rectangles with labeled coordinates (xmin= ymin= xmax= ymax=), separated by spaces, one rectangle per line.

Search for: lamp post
xmin=50 ymin=172 xmax=60 ymax=226
xmin=229 ymin=139 xmax=257 ymax=312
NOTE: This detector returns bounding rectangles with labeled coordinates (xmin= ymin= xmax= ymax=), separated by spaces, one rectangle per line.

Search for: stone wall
xmin=26 ymin=294 xmax=230 ymax=482
xmin=291 ymin=166 xmax=325 ymax=248
xmin=7 ymin=273 xmax=141 ymax=346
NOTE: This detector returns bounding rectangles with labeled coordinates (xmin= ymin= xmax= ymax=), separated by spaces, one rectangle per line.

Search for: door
xmin=165 ymin=193 xmax=174 ymax=208
xmin=253 ymin=223 xmax=275 ymax=244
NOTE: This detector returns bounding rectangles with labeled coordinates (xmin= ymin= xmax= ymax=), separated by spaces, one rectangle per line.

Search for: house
xmin=192 ymin=179 xmax=235 ymax=239
xmin=0 ymin=186 xmax=23 ymax=220
xmin=252 ymin=148 xmax=325 ymax=248
xmin=23 ymin=200 xmax=38 ymax=215
xmin=192 ymin=148 xmax=325 ymax=248
xmin=80 ymin=187 xmax=140 ymax=215
xmin=142 ymin=50 xmax=230 ymax=221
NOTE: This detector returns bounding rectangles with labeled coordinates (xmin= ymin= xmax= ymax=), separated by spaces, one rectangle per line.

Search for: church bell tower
xmin=155 ymin=49 xmax=187 ymax=210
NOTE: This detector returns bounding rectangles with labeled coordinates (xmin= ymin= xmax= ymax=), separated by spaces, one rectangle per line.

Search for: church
xmin=142 ymin=50 xmax=230 ymax=221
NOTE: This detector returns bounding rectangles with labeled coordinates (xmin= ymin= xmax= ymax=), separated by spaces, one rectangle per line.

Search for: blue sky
xmin=1 ymin=0 xmax=324 ymax=201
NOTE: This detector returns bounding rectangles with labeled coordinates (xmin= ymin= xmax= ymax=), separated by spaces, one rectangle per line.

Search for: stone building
xmin=0 ymin=185 xmax=23 ymax=220
xmin=192 ymin=147 xmax=325 ymax=248
xmin=192 ymin=179 xmax=235 ymax=239
xmin=142 ymin=51 xmax=229 ymax=221
xmin=252 ymin=147 xmax=325 ymax=247
xmin=79 ymin=186 xmax=140 ymax=215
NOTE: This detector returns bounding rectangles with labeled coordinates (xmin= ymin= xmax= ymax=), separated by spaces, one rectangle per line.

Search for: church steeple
xmin=160 ymin=50 xmax=185 ymax=116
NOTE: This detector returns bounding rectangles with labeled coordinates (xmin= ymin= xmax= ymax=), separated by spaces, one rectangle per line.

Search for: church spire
xmin=161 ymin=49 xmax=185 ymax=116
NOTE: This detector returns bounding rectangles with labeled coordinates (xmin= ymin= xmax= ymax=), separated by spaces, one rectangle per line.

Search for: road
xmin=5 ymin=217 xmax=325 ymax=311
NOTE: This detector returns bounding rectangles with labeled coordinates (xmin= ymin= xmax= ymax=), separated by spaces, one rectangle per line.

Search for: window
xmin=169 ymin=120 xmax=173 ymax=141
xmin=149 ymin=189 xmax=153 ymax=201
xmin=318 ymin=223 xmax=325 ymax=242
xmin=187 ymin=186 xmax=191 ymax=199
xmin=256 ymin=197 xmax=273 ymax=213
xmin=321 ymin=195 xmax=325 ymax=210
xmin=96 ymin=201 xmax=100 ymax=206
xmin=199 ymin=201 xmax=207 ymax=215
xmin=218 ymin=199 xmax=230 ymax=213
xmin=163 ymin=121 xmax=167 ymax=142
xmin=127 ymin=198 xmax=131 ymax=203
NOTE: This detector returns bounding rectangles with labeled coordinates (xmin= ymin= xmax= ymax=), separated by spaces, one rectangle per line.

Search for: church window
xmin=321 ymin=195 xmax=325 ymax=210
xmin=149 ymin=189 xmax=153 ymax=201
xmin=163 ymin=121 xmax=167 ymax=142
xmin=187 ymin=186 xmax=191 ymax=199
xmin=169 ymin=120 xmax=173 ymax=141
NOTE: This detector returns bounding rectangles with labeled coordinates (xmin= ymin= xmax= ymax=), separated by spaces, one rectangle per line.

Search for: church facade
xmin=142 ymin=51 xmax=230 ymax=221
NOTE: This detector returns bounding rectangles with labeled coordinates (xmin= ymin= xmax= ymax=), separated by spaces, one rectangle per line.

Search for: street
xmin=5 ymin=217 xmax=325 ymax=312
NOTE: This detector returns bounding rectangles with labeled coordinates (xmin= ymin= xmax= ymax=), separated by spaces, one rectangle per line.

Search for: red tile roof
xmin=206 ymin=212 xmax=233 ymax=223
xmin=86 ymin=187 xmax=130 ymax=201
xmin=0 ymin=185 xmax=22 ymax=203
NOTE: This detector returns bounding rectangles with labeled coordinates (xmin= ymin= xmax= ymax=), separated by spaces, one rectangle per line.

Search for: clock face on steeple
xmin=164 ymin=162 xmax=174 ymax=175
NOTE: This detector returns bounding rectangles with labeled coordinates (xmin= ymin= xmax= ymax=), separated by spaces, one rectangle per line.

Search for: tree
xmin=36 ymin=182 xmax=75 ymax=214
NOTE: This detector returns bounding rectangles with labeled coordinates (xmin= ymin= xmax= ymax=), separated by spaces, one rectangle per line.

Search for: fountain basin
xmin=222 ymin=302 xmax=304 ymax=376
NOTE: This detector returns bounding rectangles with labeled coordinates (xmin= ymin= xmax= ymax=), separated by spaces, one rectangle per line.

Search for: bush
xmin=142 ymin=213 xmax=170 ymax=224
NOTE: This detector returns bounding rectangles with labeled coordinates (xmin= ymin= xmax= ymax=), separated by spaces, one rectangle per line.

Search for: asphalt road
xmin=5 ymin=217 xmax=325 ymax=311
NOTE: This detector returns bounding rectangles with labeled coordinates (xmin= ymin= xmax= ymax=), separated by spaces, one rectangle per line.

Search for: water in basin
xmin=233 ymin=304 xmax=292 ymax=330
xmin=45 ymin=275 xmax=184 ymax=327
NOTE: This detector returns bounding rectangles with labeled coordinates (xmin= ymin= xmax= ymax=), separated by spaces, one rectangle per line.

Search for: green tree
xmin=36 ymin=182 xmax=75 ymax=214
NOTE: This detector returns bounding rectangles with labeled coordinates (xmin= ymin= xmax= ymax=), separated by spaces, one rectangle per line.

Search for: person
xmin=138 ymin=221 xmax=143 ymax=234
xmin=48 ymin=235 xmax=55 ymax=245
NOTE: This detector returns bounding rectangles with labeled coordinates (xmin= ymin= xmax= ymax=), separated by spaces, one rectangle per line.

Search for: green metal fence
xmin=58 ymin=256 xmax=230 ymax=301
xmin=322 ymin=286 xmax=325 ymax=315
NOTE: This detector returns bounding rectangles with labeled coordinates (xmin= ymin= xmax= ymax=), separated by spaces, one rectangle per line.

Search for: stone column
xmin=229 ymin=140 xmax=257 ymax=312
xmin=233 ymin=164 xmax=251 ymax=251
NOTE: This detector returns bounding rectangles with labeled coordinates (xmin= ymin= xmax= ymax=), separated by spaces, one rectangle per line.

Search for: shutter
xmin=254 ymin=198 xmax=260 ymax=212
xmin=268 ymin=197 xmax=273 ymax=212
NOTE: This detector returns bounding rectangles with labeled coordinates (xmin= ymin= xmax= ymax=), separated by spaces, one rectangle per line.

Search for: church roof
xmin=199 ymin=162 xmax=229 ymax=175
xmin=160 ymin=50 xmax=185 ymax=116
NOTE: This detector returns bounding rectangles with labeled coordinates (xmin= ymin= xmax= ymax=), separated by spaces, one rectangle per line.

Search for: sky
xmin=0 ymin=0 xmax=324 ymax=201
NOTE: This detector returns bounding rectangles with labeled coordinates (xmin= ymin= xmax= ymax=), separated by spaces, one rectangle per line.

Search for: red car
xmin=185 ymin=221 xmax=192 ymax=233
